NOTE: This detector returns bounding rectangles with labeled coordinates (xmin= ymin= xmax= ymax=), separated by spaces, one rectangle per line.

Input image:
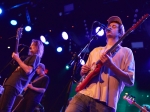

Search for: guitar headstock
xmin=16 ymin=27 xmax=23 ymax=40
xmin=123 ymin=93 xmax=136 ymax=105
xmin=130 ymin=14 xmax=150 ymax=32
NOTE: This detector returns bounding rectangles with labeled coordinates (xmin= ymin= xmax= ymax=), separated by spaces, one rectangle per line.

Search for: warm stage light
xmin=95 ymin=27 xmax=104 ymax=36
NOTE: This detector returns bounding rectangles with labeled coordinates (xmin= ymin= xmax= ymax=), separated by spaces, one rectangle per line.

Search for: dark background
xmin=0 ymin=0 xmax=150 ymax=112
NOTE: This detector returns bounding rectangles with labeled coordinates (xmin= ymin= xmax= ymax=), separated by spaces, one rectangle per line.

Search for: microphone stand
xmin=0 ymin=47 xmax=26 ymax=78
xmin=61 ymin=24 xmax=105 ymax=112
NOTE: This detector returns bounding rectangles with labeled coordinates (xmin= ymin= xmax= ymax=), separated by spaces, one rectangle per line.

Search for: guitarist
xmin=66 ymin=16 xmax=135 ymax=112
xmin=13 ymin=63 xmax=49 ymax=112
xmin=0 ymin=39 xmax=44 ymax=112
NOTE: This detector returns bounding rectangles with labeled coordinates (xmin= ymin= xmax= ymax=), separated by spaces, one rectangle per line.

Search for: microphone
xmin=106 ymin=27 xmax=111 ymax=32
xmin=94 ymin=21 xmax=106 ymax=29
xmin=19 ymin=44 xmax=29 ymax=48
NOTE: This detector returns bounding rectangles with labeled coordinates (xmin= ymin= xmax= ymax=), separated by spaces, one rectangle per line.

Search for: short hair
xmin=32 ymin=39 xmax=44 ymax=58
xmin=38 ymin=63 xmax=45 ymax=71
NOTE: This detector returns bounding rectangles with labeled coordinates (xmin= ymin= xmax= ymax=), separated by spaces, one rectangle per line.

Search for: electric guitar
xmin=75 ymin=14 xmax=150 ymax=92
xmin=15 ymin=27 xmax=23 ymax=53
xmin=123 ymin=93 xmax=148 ymax=112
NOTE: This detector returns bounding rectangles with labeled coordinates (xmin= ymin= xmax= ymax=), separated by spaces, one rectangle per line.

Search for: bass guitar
xmin=75 ymin=14 xmax=150 ymax=92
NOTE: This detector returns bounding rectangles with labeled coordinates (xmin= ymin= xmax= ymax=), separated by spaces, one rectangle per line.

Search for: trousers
xmin=65 ymin=93 xmax=115 ymax=112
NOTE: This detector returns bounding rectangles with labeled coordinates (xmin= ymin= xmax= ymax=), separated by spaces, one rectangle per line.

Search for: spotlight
xmin=44 ymin=41 xmax=49 ymax=45
xmin=25 ymin=26 xmax=31 ymax=32
xmin=65 ymin=65 xmax=70 ymax=70
xmin=80 ymin=59 xmax=85 ymax=65
xmin=10 ymin=20 xmax=17 ymax=26
xmin=0 ymin=8 xmax=2 ymax=14
xmin=62 ymin=31 xmax=68 ymax=40
xmin=7 ymin=46 xmax=10 ymax=49
xmin=57 ymin=47 xmax=62 ymax=52
xmin=95 ymin=27 xmax=104 ymax=36
xmin=40 ymin=35 xmax=46 ymax=43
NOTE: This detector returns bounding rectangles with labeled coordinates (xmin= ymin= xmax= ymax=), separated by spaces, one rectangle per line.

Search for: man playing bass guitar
xmin=13 ymin=63 xmax=49 ymax=112
xmin=65 ymin=16 xmax=135 ymax=112
xmin=0 ymin=39 xmax=44 ymax=112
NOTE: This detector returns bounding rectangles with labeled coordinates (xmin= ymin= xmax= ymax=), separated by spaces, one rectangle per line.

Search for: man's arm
xmin=27 ymin=84 xmax=46 ymax=93
xmin=12 ymin=52 xmax=33 ymax=75
xmin=100 ymin=52 xmax=135 ymax=86
xmin=109 ymin=62 xmax=134 ymax=86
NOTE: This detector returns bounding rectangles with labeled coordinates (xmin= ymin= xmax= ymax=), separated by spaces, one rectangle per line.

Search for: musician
xmin=0 ymin=39 xmax=44 ymax=112
xmin=65 ymin=16 xmax=135 ymax=112
xmin=13 ymin=63 xmax=49 ymax=112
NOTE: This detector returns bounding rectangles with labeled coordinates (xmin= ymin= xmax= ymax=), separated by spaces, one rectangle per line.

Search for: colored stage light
xmin=10 ymin=20 xmax=17 ymax=25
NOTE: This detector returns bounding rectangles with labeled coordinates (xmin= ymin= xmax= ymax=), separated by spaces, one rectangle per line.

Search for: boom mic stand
xmin=61 ymin=22 xmax=106 ymax=112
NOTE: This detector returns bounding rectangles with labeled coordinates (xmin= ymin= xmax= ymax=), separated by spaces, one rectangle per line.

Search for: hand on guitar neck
xmin=123 ymin=93 xmax=149 ymax=112
xmin=12 ymin=52 xmax=19 ymax=60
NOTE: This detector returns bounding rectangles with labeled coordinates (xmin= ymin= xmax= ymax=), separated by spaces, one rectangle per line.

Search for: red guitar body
xmin=75 ymin=61 xmax=103 ymax=92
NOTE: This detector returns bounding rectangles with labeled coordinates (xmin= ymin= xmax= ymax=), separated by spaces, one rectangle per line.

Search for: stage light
xmin=65 ymin=65 xmax=70 ymax=70
xmin=7 ymin=46 xmax=10 ymax=49
xmin=62 ymin=31 xmax=68 ymax=40
xmin=95 ymin=27 xmax=104 ymax=36
xmin=25 ymin=26 xmax=31 ymax=32
xmin=0 ymin=8 xmax=2 ymax=14
xmin=40 ymin=35 xmax=46 ymax=43
xmin=80 ymin=59 xmax=85 ymax=65
xmin=44 ymin=41 xmax=49 ymax=45
xmin=57 ymin=47 xmax=62 ymax=52
xmin=10 ymin=20 xmax=17 ymax=26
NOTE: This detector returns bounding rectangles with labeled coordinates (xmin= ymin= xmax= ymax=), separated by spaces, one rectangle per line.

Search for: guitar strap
xmin=32 ymin=75 xmax=46 ymax=84
xmin=22 ymin=75 xmax=46 ymax=96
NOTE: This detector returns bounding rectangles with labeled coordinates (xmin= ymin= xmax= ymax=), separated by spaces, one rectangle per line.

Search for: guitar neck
xmin=15 ymin=38 xmax=19 ymax=53
xmin=133 ymin=102 xmax=143 ymax=110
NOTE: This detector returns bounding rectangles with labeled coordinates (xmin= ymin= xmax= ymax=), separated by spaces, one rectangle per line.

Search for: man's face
xmin=106 ymin=22 xmax=120 ymax=38
xmin=28 ymin=42 xmax=38 ymax=55
xmin=36 ymin=66 xmax=43 ymax=75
